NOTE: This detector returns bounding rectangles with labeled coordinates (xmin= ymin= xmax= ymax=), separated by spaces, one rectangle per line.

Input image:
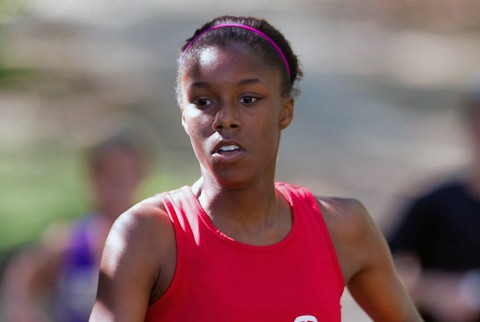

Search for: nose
xmin=212 ymin=103 xmax=240 ymax=131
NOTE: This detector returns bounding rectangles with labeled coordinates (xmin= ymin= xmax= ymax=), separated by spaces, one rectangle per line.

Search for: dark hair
xmin=87 ymin=129 xmax=149 ymax=176
xmin=177 ymin=15 xmax=303 ymax=99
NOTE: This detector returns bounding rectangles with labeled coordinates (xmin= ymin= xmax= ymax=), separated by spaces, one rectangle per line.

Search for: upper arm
xmin=318 ymin=197 xmax=422 ymax=322
xmin=90 ymin=198 xmax=174 ymax=322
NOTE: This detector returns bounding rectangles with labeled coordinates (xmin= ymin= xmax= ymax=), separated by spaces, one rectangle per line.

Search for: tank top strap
xmin=275 ymin=182 xmax=344 ymax=292
xmin=161 ymin=186 xmax=202 ymax=241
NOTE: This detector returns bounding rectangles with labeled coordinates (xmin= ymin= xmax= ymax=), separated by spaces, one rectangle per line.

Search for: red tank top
xmin=145 ymin=182 xmax=344 ymax=322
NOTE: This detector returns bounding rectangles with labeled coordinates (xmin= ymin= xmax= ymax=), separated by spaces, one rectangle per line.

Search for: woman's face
xmin=92 ymin=148 xmax=144 ymax=215
xmin=179 ymin=42 xmax=294 ymax=189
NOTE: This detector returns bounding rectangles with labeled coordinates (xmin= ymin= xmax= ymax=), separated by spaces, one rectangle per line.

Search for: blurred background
xmin=1 ymin=0 xmax=479 ymax=320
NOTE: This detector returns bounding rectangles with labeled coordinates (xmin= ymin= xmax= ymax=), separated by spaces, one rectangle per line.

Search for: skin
xmin=90 ymin=42 xmax=422 ymax=322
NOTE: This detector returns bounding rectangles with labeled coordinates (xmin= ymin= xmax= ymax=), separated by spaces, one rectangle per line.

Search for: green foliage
xmin=0 ymin=145 xmax=198 ymax=251
xmin=0 ymin=66 xmax=36 ymax=88
xmin=0 ymin=0 xmax=27 ymax=20
xmin=0 ymin=146 xmax=88 ymax=250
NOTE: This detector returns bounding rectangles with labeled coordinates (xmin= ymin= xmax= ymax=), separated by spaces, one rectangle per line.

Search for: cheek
xmin=257 ymin=119 xmax=282 ymax=147
xmin=183 ymin=112 xmax=214 ymax=142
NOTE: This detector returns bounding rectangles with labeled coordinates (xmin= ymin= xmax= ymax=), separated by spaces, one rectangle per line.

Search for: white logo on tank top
xmin=294 ymin=315 xmax=318 ymax=322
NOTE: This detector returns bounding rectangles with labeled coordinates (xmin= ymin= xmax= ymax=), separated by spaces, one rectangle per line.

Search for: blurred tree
xmin=0 ymin=0 xmax=27 ymax=21
xmin=0 ymin=0 xmax=33 ymax=88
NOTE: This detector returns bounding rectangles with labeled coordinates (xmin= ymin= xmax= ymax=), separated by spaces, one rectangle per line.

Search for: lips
xmin=217 ymin=144 xmax=240 ymax=153
xmin=212 ymin=141 xmax=244 ymax=162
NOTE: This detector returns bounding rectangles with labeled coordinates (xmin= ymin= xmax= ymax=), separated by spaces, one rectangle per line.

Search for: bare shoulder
xmin=105 ymin=193 xmax=176 ymax=271
xmin=314 ymin=198 xmax=423 ymax=321
xmin=100 ymin=193 xmax=176 ymax=299
xmin=316 ymin=196 xmax=374 ymax=241
xmin=315 ymin=196 xmax=382 ymax=283
xmin=113 ymin=194 xmax=173 ymax=239
xmin=91 ymin=193 xmax=176 ymax=321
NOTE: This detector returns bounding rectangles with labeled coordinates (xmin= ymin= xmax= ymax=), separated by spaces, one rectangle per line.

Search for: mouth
xmin=217 ymin=144 xmax=241 ymax=154
xmin=212 ymin=142 xmax=244 ymax=162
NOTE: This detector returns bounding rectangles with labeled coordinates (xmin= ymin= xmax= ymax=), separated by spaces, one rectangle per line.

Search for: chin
xmin=210 ymin=173 xmax=254 ymax=190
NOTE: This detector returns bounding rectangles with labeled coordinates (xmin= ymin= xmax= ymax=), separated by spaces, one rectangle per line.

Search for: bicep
xmin=90 ymin=212 xmax=163 ymax=322
xmin=347 ymin=209 xmax=421 ymax=322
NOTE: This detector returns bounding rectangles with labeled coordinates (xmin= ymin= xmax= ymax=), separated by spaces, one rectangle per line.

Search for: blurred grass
xmin=0 ymin=144 xmax=198 ymax=252
xmin=0 ymin=66 xmax=37 ymax=88
xmin=0 ymin=145 xmax=87 ymax=250
xmin=0 ymin=0 xmax=28 ymax=20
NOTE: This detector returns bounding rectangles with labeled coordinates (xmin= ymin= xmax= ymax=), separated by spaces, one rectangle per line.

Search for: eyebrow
xmin=188 ymin=81 xmax=210 ymax=90
xmin=188 ymin=78 xmax=264 ymax=89
xmin=237 ymin=78 xmax=263 ymax=86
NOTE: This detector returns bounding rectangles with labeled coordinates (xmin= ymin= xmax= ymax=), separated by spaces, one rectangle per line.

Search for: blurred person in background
xmin=1 ymin=129 xmax=149 ymax=322
xmin=389 ymin=78 xmax=480 ymax=322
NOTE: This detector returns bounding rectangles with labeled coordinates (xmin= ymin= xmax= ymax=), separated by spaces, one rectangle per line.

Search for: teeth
xmin=218 ymin=145 xmax=239 ymax=152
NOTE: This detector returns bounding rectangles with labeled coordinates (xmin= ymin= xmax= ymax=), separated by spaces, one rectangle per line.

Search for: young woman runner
xmin=90 ymin=15 xmax=422 ymax=322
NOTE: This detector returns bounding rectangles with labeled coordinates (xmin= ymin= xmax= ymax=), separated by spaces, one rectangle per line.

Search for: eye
xmin=238 ymin=95 xmax=259 ymax=105
xmin=193 ymin=98 xmax=212 ymax=107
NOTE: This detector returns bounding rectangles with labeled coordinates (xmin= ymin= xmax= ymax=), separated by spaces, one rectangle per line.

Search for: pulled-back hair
xmin=177 ymin=16 xmax=303 ymax=99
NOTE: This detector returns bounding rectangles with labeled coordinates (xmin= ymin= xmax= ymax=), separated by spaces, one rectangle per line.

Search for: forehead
xmin=180 ymin=42 xmax=279 ymax=82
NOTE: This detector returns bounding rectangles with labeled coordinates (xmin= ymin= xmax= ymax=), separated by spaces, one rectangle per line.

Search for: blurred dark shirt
xmin=389 ymin=180 xmax=480 ymax=271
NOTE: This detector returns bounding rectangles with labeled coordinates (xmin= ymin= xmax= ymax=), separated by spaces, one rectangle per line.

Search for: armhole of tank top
xmin=307 ymin=192 xmax=345 ymax=295
xmin=275 ymin=183 xmax=345 ymax=294
xmin=147 ymin=192 xmax=184 ymax=310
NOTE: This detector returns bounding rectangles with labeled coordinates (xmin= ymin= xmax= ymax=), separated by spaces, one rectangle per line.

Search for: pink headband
xmin=183 ymin=23 xmax=291 ymax=78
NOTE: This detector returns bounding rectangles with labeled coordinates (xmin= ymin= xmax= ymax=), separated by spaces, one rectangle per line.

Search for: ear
xmin=181 ymin=108 xmax=190 ymax=135
xmin=279 ymin=96 xmax=294 ymax=129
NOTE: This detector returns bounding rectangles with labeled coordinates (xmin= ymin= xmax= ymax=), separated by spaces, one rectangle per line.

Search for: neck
xmin=198 ymin=174 xmax=276 ymax=212
xmin=194 ymin=176 xmax=291 ymax=245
